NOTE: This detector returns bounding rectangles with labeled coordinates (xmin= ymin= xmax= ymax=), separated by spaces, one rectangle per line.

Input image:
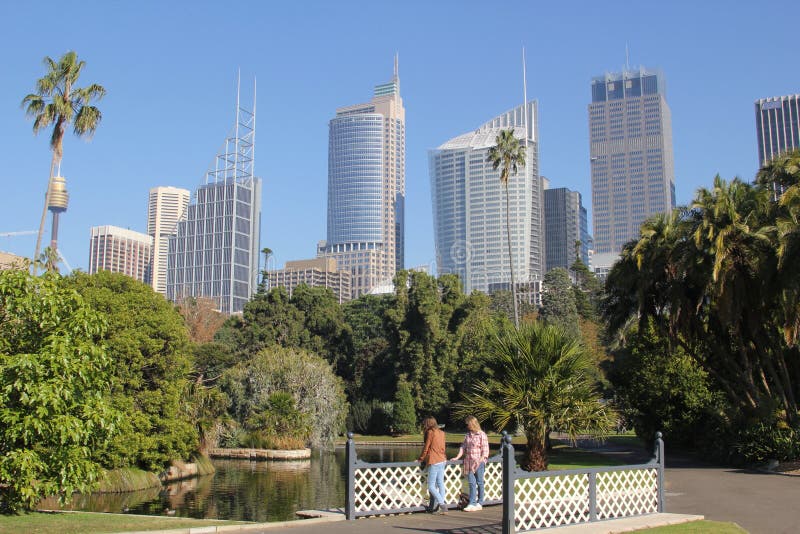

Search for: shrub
xmin=732 ymin=421 xmax=799 ymax=464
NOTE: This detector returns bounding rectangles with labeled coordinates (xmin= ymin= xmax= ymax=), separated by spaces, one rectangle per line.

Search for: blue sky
xmin=1 ymin=1 xmax=798 ymax=273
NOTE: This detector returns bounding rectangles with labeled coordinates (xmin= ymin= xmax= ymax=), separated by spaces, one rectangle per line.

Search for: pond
xmin=41 ymin=444 xmax=470 ymax=522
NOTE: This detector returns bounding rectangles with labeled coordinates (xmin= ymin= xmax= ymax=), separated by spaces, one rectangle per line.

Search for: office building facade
xmin=147 ymin=186 xmax=190 ymax=295
xmin=167 ymin=93 xmax=261 ymax=314
xmin=544 ymin=187 xmax=590 ymax=272
xmin=267 ymin=257 xmax=351 ymax=304
xmin=756 ymin=94 xmax=800 ymax=166
xmin=88 ymin=225 xmax=152 ymax=282
xmin=589 ymin=67 xmax=675 ymax=256
xmin=320 ymin=58 xmax=405 ymax=298
xmin=430 ymin=101 xmax=543 ymax=293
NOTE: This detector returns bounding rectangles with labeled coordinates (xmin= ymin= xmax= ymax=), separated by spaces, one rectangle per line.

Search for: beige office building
xmin=147 ymin=186 xmax=190 ymax=294
xmin=267 ymin=257 xmax=351 ymax=303
xmin=0 ymin=251 xmax=26 ymax=271
xmin=88 ymin=225 xmax=153 ymax=283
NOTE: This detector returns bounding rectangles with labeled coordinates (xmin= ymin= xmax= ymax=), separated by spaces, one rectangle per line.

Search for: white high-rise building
xmin=429 ymin=101 xmax=544 ymax=293
xmin=88 ymin=225 xmax=153 ymax=283
xmin=147 ymin=186 xmax=190 ymax=295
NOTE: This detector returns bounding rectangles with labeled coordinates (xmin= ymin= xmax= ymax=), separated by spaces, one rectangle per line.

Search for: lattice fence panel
xmin=596 ymin=468 xmax=658 ymax=519
xmin=483 ymin=461 xmax=503 ymax=502
xmin=354 ymin=465 xmax=427 ymax=512
xmin=514 ymin=474 xmax=589 ymax=531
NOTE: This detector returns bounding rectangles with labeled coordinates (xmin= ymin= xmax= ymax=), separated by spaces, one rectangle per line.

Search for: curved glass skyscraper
xmin=320 ymin=58 xmax=405 ymax=297
xmin=430 ymin=101 xmax=543 ymax=294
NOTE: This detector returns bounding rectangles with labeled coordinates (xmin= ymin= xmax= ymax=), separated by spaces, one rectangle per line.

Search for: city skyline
xmin=1 ymin=2 xmax=798 ymax=276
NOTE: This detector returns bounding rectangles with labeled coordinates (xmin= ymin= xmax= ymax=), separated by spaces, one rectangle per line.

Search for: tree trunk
xmin=523 ymin=432 xmax=547 ymax=471
xmin=504 ymin=183 xmax=519 ymax=327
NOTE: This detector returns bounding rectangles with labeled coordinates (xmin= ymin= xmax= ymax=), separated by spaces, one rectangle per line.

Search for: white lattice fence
xmin=483 ymin=460 xmax=504 ymax=502
xmin=514 ymin=473 xmax=590 ymax=531
xmin=354 ymin=464 xmax=427 ymax=511
xmin=596 ymin=468 xmax=659 ymax=519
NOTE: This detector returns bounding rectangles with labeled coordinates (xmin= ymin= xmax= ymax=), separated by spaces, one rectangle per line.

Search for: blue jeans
xmin=467 ymin=462 xmax=485 ymax=505
xmin=427 ymin=461 xmax=446 ymax=506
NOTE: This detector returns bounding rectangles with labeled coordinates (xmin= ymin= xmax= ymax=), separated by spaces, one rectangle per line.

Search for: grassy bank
xmin=97 ymin=468 xmax=160 ymax=493
xmin=0 ymin=511 xmax=243 ymax=534
xmin=633 ymin=520 xmax=747 ymax=533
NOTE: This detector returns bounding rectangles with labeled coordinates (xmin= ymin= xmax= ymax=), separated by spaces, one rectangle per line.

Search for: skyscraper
xmin=756 ymin=94 xmax=800 ymax=166
xmin=319 ymin=58 xmax=405 ymax=298
xmin=166 ymin=88 xmax=261 ymax=314
xmin=589 ymin=67 xmax=675 ymax=259
xmin=544 ymin=186 xmax=590 ymax=272
xmin=88 ymin=225 xmax=152 ymax=282
xmin=430 ymin=101 xmax=543 ymax=293
xmin=147 ymin=186 xmax=190 ymax=295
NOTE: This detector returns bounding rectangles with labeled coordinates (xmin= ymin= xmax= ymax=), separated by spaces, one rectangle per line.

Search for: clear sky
xmin=1 ymin=0 xmax=798 ymax=273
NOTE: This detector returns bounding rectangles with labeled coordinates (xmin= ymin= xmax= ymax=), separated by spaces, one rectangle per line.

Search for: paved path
xmin=215 ymin=509 xmax=701 ymax=534
xmin=663 ymin=455 xmax=800 ymax=534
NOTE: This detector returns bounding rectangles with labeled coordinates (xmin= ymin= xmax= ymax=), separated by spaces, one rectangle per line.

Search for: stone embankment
xmin=208 ymin=447 xmax=311 ymax=460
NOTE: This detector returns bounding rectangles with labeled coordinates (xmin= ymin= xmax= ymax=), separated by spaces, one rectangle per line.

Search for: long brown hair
xmin=422 ymin=416 xmax=439 ymax=433
xmin=465 ymin=415 xmax=481 ymax=433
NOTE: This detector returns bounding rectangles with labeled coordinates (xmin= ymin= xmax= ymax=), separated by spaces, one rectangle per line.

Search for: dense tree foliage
xmin=220 ymin=346 xmax=347 ymax=448
xmin=608 ymin=322 xmax=721 ymax=447
xmin=392 ymin=377 xmax=418 ymax=434
xmin=0 ymin=271 xmax=117 ymax=512
xmin=540 ymin=268 xmax=580 ymax=337
xmin=457 ymin=322 xmax=614 ymax=471
xmin=66 ymin=272 xmax=197 ymax=471
xmin=604 ymin=151 xmax=800 ymax=459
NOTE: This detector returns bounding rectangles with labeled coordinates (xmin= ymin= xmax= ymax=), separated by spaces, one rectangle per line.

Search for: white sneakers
xmin=463 ymin=503 xmax=483 ymax=512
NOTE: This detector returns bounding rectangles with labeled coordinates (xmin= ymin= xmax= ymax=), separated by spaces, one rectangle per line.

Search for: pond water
xmin=41 ymin=445 xmax=469 ymax=522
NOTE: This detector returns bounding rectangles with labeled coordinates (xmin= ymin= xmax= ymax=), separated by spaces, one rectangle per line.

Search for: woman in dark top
xmin=418 ymin=416 xmax=447 ymax=514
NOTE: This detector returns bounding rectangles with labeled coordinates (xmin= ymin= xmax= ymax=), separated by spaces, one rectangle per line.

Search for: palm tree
xmin=457 ymin=322 xmax=615 ymax=471
xmin=487 ymin=129 xmax=526 ymax=327
xmin=22 ymin=51 xmax=105 ymax=273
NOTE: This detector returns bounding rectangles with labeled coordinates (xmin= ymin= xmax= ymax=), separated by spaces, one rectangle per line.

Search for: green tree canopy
xmin=65 ymin=271 xmax=197 ymax=471
xmin=0 ymin=270 xmax=118 ymax=512
xmin=220 ymin=346 xmax=347 ymax=448
xmin=540 ymin=268 xmax=580 ymax=337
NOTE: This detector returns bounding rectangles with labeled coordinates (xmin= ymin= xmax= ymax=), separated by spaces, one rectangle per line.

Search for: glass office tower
xmin=544 ymin=187 xmax=590 ymax=272
xmin=320 ymin=58 xmax=405 ymax=297
xmin=167 ymin=92 xmax=261 ymax=314
xmin=430 ymin=101 xmax=543 ymax=293
xmin=589 ymin=68 xmax=675 ymax=257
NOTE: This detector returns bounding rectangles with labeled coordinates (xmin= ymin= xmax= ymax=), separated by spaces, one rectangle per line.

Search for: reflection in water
xmin=41 ymin=445 xmax=478 ymax=522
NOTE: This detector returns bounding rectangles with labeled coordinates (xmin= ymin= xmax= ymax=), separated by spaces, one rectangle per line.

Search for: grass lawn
xmin=0 ymin=511 xmax=244 ymax=534
xmin=634 ymin=520 xmax=747 ymax=533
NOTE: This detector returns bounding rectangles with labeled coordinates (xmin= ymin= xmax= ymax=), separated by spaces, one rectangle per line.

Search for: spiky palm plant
xmin=457 ymin=322 xmax=615 ymax=471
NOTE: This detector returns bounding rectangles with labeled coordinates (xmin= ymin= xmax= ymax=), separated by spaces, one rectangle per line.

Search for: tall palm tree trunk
xmin=32 ymin=151 xmax=58 ymax=275
xmin=504 ymin=184 xmax=519 ymax=327
xmin=524 ymin=430 xmax=548 ymax=471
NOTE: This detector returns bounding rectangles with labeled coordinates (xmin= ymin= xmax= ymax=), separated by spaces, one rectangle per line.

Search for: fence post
xmin=589 ymin=471 xmax=597 ymax=521
xmin=654 ymin=431 xmax=664 ymax=512
xmin=345 ymin=431 xmax=356 ymax=520
xmin=502 ymin=432 xmax=515 ymax=534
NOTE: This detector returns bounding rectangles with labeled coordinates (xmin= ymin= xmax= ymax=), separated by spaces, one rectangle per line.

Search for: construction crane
xmin=0 ymin=231 xmax=37 ymax=237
